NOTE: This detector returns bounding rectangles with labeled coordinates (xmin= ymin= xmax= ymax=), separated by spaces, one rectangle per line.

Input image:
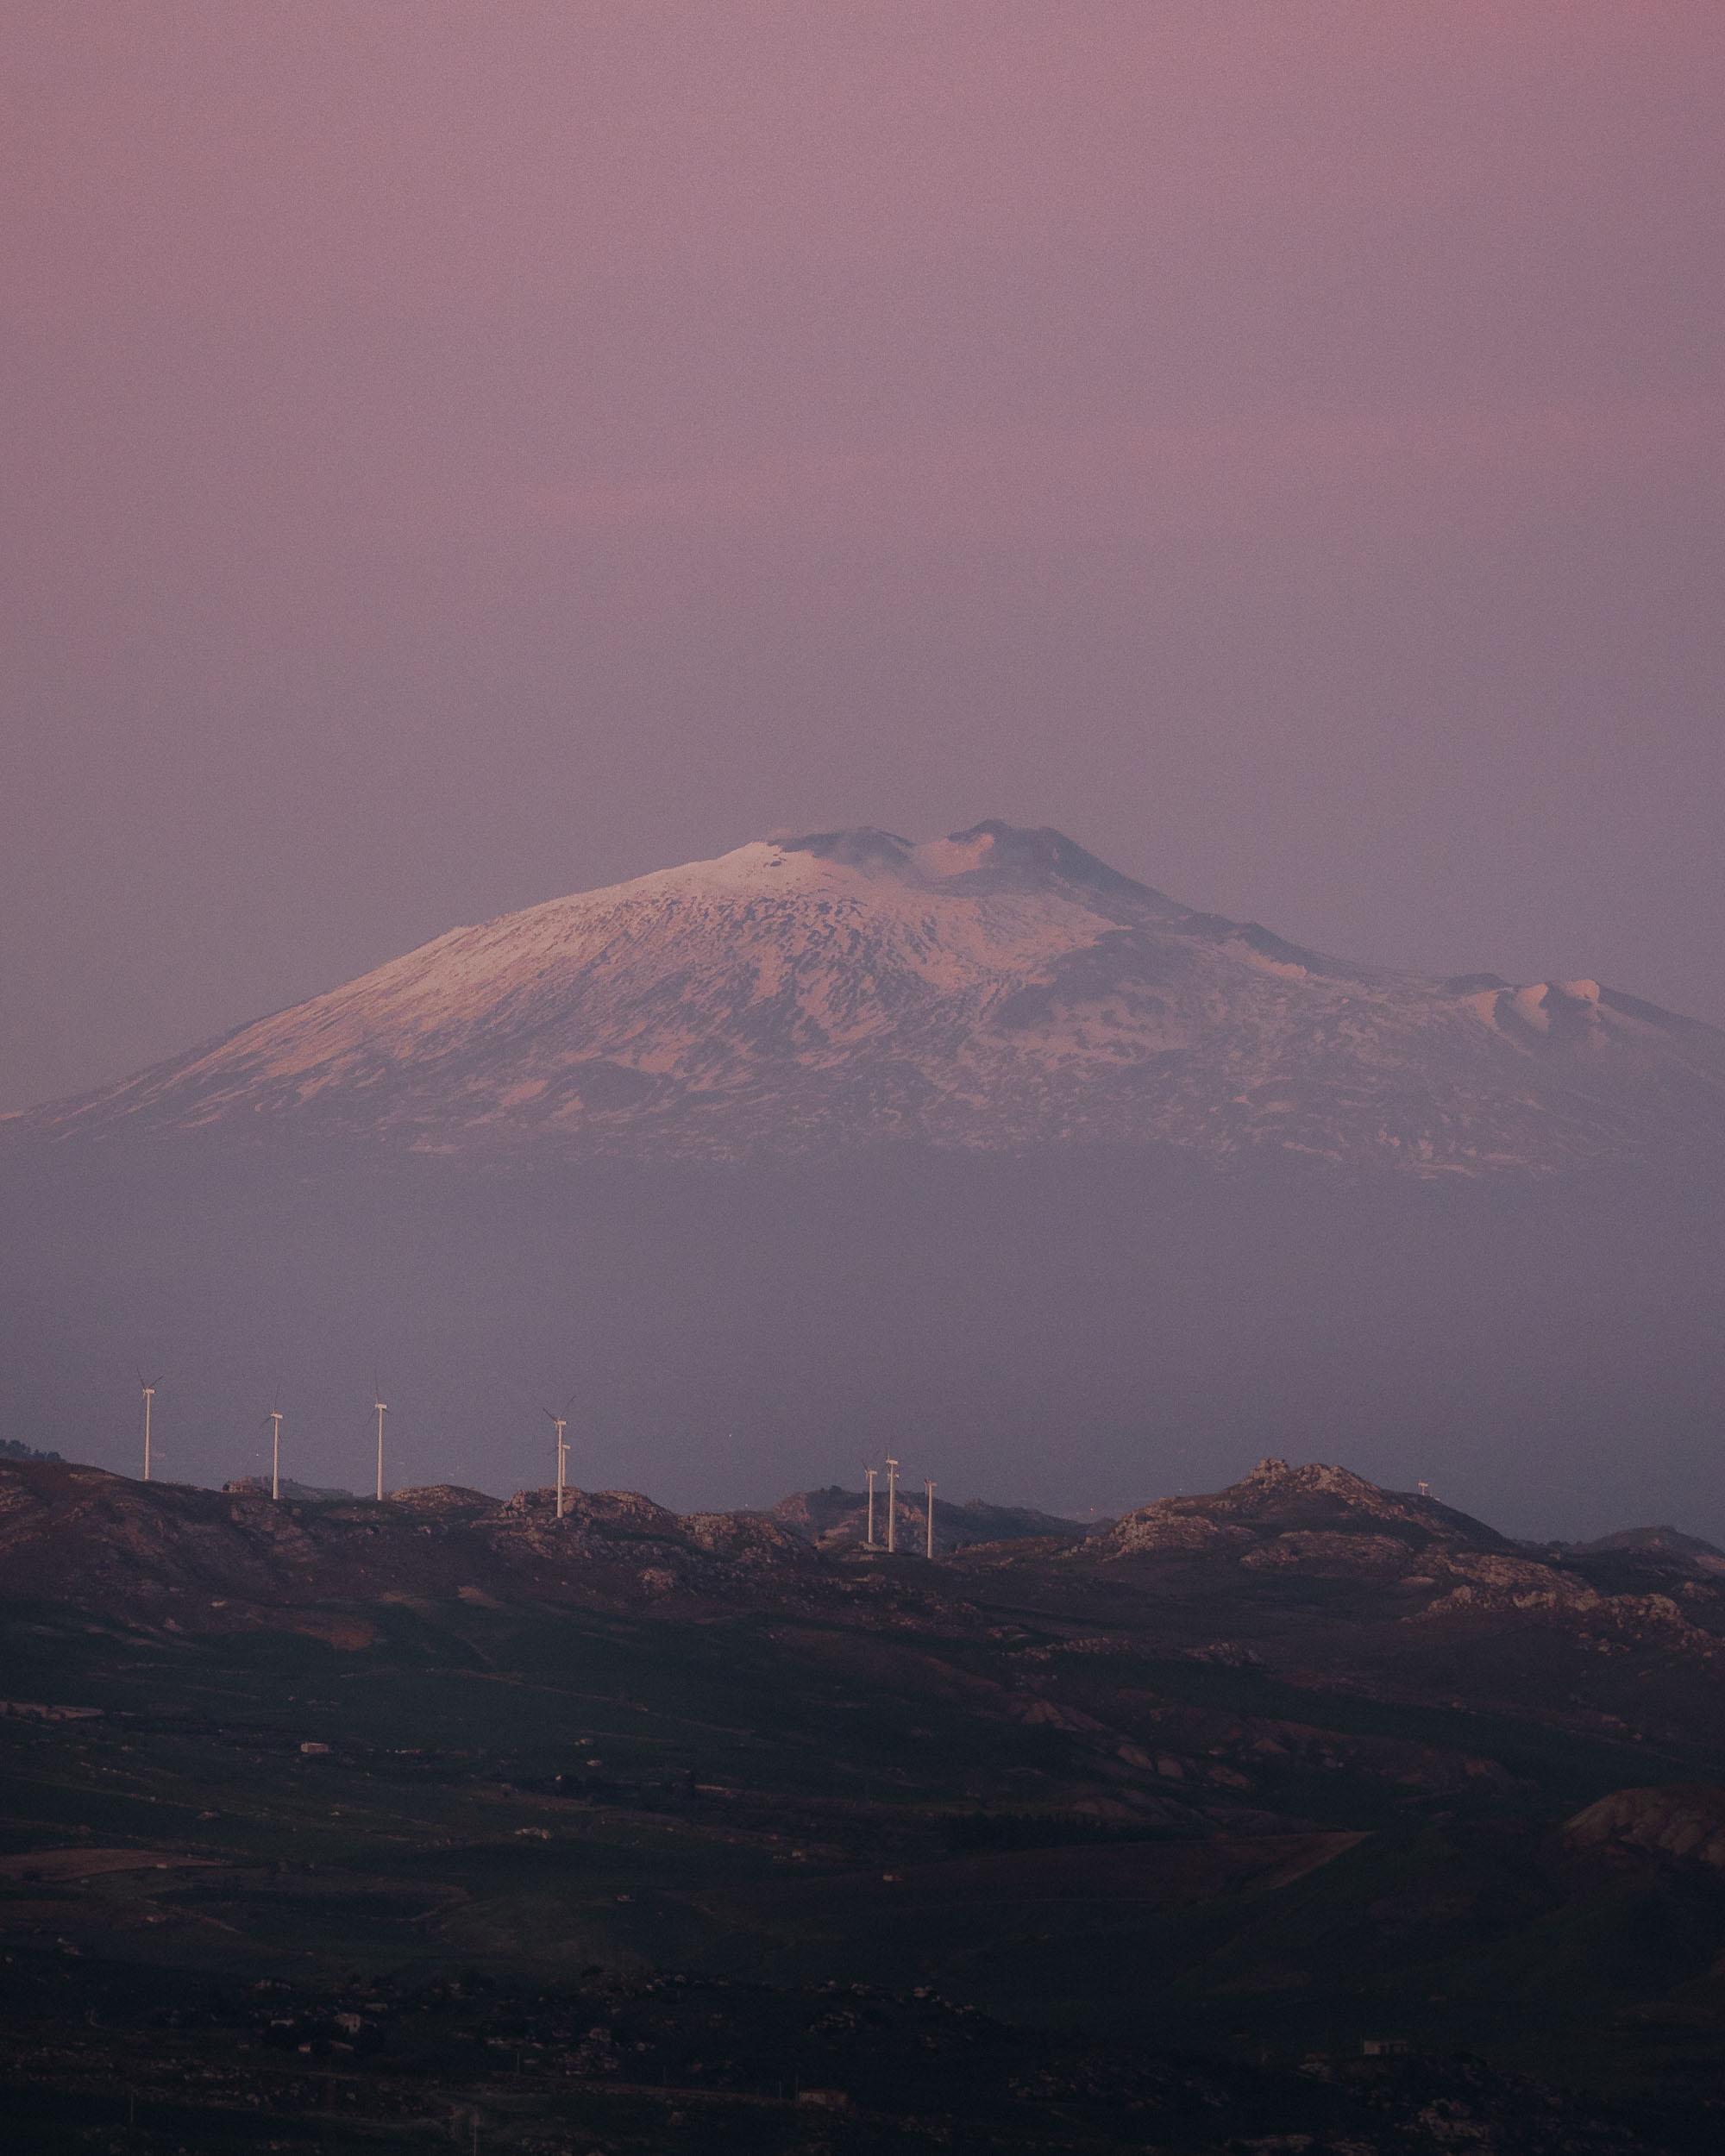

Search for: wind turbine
xmin=137 ymin=1371 xmax=158 ymax=1482
xmin=884 ymin=1456 xmax=899 ymax=1553
xmin=924 ymin=1476 xmax=937 ymax=1559
xmin=372 ymin=1377 xmax=388 ymax=1501
xmin=263 ymin=1396 xmax=284 ymax=1501
xmin=863 ymin=1465 xmax=878 ymax=1549
xmin=543 ymin=1391 xmax=575 ymax=1519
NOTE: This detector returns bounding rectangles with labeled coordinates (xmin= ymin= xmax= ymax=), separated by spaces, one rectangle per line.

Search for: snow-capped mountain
xmin=25 ymin=822 xmax=1725 ymax=1173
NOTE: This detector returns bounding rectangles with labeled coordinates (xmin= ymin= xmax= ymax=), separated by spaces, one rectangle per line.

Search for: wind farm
xmin=115 ymin=1373 xmax=972 ymax=1564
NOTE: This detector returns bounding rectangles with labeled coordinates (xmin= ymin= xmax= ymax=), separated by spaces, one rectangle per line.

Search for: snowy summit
xmin=26 ymin=821 xmax=1725 ymax=1174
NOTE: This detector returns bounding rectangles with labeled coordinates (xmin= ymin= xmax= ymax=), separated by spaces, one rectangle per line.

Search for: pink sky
xmin=3 ymin=1 xmax=1722 ymax=1104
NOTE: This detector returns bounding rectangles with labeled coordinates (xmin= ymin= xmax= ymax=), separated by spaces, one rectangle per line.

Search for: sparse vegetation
xmin=6 ymin=1454 xmax=1725 ymax=2149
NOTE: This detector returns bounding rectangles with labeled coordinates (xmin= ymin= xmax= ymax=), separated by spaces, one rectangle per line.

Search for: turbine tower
xmin=138 ymin=1375 xmax=157 ymax=1482
xmin=924 ymin=1476 xmax=937 ymax=1559
xmin=884 ymin=1456 xmax=899 ymax=1553
xmin=373 ymin=1383 xmax=388 ymax=1501
xmin=267 ymin=1406 xmax=284 ymax=1501
xmin=863 ymin=1466 xmax=878 ymax=1549
xmin=543 ymin=1392 xmax=575 ymax=1520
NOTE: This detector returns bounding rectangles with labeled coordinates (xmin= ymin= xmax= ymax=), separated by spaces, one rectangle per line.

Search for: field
xmin=6 ymin=1533 xmax=1725 ymax=2153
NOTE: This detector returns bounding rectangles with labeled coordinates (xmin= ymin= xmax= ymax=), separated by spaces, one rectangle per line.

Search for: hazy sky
xmin=4 ymin=2 xmax=1722 ymax=1110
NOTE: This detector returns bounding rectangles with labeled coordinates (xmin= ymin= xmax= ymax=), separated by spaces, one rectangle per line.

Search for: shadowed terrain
xmin=6 ymin=1454 xmax=1725 ymax=2150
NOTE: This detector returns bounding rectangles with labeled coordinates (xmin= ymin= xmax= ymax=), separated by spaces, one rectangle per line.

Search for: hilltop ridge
xmin=7 ymin=1453 xmax=1725 ymax=1738
xmin=1101 ymin=1457 xmax=1514 ymax=1557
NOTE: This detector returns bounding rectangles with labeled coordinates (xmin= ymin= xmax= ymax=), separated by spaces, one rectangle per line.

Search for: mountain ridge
xmin=8 ymin=1450 xmax=1725 ymax=1633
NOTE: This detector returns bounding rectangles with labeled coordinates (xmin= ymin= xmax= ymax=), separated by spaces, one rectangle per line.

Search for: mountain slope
xmin=21 ymin=821 xmax=1725 ymax=1173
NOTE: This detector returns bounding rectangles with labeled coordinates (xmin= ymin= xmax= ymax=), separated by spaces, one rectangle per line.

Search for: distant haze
xmin=3 ymin=1140 xmax=1723 ymax=1546
xmin=3 ymin=3 xmax=1723 ymax=1110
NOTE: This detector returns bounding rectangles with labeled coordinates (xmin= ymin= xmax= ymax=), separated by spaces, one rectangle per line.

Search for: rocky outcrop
xmin=1563 ymin=1784 xmax=1725 ymax=1868
xmin=224 ymin=1475 xmax=359 ymax=1502
xmin=384 ymin=1484 xmax=499 ymax=1514
xmin=1557 ymin=1525 xmax=1725 ymax=1576
xmin=1409 ymin=1552 xmax=1723 ymax=1659
xmin=1241 ymin=1531 xmax=1413 ymax=1574
xmin=1097 ymin=1457 xmax=1507 ymax=1564
xmin=0 ymin=1460 xmax=825 ymax=1628
xmin=1104 ymin=1512 xmax=1257 ymax=1558
xmin=6 ymin=1453 xmax=1725 ymax=1771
